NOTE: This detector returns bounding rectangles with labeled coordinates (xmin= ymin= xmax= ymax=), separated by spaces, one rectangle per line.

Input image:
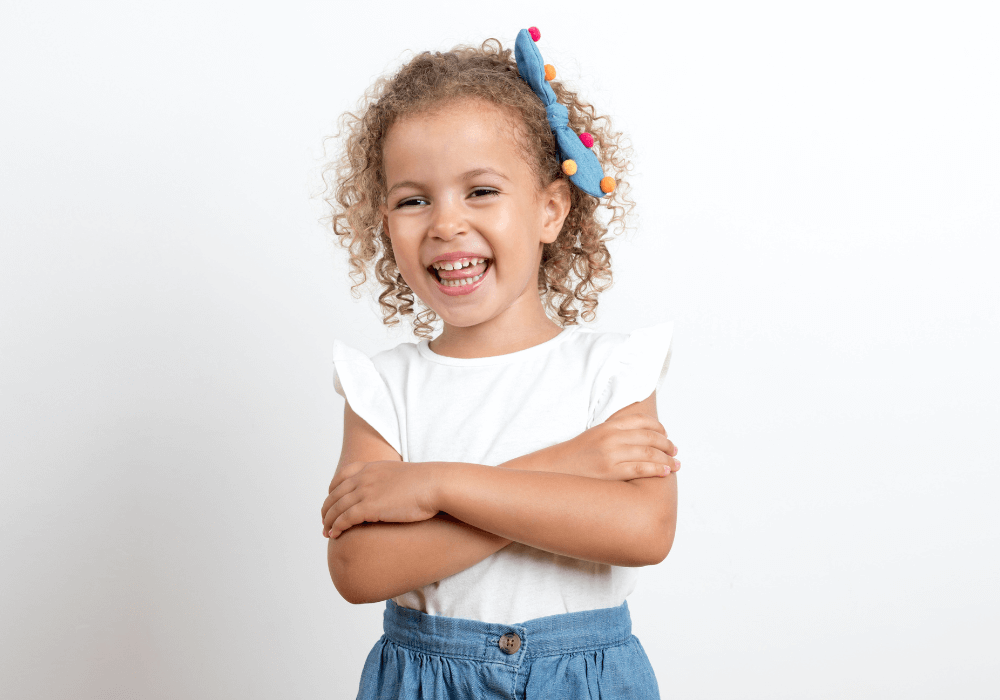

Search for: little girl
xmin=320 ymin=27 xmax=680 ymax=700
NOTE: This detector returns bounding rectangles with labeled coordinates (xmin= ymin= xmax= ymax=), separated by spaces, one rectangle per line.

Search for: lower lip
xmin=432 ymin=261 xmax=491 ymax=296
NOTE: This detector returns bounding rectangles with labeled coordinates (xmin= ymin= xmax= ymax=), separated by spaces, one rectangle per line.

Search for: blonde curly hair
xmin=320 ymin=36 xmax=635 ymax=339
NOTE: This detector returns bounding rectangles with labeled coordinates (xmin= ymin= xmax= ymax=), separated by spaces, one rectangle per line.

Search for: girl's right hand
xmin=547 ymin=412 xmax=680 ymax=481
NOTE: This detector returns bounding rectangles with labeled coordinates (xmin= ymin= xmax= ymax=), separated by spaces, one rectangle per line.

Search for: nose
xmin=428 ymin=195 xmax=466 ymax=240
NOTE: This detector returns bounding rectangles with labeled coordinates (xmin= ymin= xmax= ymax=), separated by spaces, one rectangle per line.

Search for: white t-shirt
xmin=331 ymin=321 xmax=674 ymax=625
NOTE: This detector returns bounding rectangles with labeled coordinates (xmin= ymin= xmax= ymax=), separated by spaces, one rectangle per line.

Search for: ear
xmin=539 ymin=178 xmax=572 ymax=245
xmin=379 ymin=209 xmax=390 ymax=238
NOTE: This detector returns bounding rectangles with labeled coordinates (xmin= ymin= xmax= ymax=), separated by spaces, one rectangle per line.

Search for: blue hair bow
xmin=514 ymin=27 xmax=615 ymax=198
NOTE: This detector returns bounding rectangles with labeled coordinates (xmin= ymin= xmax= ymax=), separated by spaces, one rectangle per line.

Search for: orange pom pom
xmin=562 ymin=159 xmax=578 ymax=176
xmin=600 ymin=176 xmax=616 ymax=194
xmin=544 ymin=64 xmax=556 ymax=81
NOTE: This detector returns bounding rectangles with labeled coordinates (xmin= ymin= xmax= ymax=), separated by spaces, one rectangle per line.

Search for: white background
xmin=2 ymin=1 xmax=998 ymax=698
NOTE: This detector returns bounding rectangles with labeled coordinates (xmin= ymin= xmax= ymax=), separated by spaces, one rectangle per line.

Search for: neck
xmin=428 ymin=296 xmax=564 ymax=359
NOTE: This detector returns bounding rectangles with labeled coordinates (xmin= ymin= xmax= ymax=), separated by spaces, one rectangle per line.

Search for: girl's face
xmin=380 ymin=99 xmax=570 ymax=331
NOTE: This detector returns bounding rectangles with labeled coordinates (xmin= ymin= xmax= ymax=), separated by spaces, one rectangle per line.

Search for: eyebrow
xmin=386 ymin=168 xmax=510 ymax=197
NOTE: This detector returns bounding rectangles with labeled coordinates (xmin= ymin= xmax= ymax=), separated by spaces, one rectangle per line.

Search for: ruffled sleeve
xmin=588 ymin=322 xmax=674 ymax=427
xmin=332 ymin=339 xmax=403 ymax=457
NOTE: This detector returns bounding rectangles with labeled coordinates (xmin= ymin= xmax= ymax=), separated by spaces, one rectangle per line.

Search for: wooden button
xmin=498 ymin=632 xmax=521 ymax=654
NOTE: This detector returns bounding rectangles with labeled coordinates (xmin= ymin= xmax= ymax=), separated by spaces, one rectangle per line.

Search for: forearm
xmin=328 ymin=447 xmax=560 ymax=605
xmin=435 ymin=462 xmax=666 ymax=567
xmin=329 ymin=512 xmax=510 ymax=604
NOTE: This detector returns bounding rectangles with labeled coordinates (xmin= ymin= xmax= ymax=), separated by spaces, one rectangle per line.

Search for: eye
xmin=470 ymin=188 xmax=500 ymax=199
xmin=395 ymin=197 xmax=428 ymax=208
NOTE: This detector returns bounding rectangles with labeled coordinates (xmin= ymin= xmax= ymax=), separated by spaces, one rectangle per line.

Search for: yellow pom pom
xmin=600 ymin=176 xmax=616 ymax=194
xmin=544 ymin=64 xmax=556 ymax=81
xmin=562 ymin=159 xmax=578 ymax=176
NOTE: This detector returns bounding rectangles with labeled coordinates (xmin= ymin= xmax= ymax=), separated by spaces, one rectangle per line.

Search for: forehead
xmin=383 ymin=99 xmax=535 ymax=182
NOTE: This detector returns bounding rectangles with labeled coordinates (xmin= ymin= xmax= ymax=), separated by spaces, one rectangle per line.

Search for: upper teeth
xmin=432 ymin=257 xmax=488 ymax=271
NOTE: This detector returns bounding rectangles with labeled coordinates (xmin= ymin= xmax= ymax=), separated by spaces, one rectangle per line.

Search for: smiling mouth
xmin=427 ymin=258 xmax=492 ymax=288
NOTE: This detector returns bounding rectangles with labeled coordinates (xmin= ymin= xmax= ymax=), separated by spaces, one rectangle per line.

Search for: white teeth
xmin=439 ymin=269 xmax=487 ymax=287
xmin=431 ymin=257 xmax=487 ymax=271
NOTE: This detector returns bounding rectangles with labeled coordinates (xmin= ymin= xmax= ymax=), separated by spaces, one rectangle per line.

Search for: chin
xmin=433 ymin=307 xmax=492 ymax=328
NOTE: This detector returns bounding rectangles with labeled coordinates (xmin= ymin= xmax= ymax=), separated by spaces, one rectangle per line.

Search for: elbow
xmin=328 ymin=542 xmax=359 ymax=604
xmin=633 ymin=475 xmax=677 ymax=566
xmin=332 ymin=573 xmax=368 ymax=606
xmin=328 ymin=538 xmax=378 ymax=605
xmin=338 ymin=586 xmax=377 ymax=606
xmin=645 ymin=528 xmax=675 ymax=566
xmin=642 ymin=511 xmax=677 ymax=566
xmin=329 ymin=526 xmax=405 ymax=605
xmin=334 ymin=581 xmax=366 ymax=606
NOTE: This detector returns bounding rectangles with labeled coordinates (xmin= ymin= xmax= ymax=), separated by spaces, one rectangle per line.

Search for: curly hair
xmin=319 ymin=36 xmax=635 ymax=339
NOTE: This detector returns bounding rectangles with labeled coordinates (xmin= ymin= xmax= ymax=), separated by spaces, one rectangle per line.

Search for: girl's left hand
xmin=322 ymin=461 xmax=441 ymax=539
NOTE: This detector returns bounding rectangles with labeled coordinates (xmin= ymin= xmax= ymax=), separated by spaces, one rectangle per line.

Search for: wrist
xmin=528 ymin=442 xmax=568 ymax=475
xmin=425 ymin=461 xmax=451 ymax=512
xmin=497 ymin=443 xmax=566 ymax=474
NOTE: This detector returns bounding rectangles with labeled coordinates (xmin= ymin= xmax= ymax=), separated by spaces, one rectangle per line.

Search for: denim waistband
xmin=382 ymin=599 xmax=633 ymax=666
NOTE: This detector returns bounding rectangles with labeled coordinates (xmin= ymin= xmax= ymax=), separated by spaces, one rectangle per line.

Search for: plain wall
xmin=2 ymin=1 xmax=997 ymax=698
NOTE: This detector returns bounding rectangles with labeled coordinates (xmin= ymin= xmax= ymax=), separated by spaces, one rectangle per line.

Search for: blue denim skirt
xmin=356 ymin=598 xmax=660 ymax=699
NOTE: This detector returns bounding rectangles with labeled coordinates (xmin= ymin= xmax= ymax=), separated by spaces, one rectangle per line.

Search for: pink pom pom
xmin=579 ymin=132 xmax=595 ymax=148
xmin=528 ymin=27 xmax=540 ymax=42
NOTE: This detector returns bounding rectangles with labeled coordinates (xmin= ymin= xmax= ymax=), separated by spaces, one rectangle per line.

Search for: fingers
xmin=619 ymin=444 xmax=680 ymax=477
xmin=615 ymin=454 xmax=677 ymax=480
xmin=323 ymin=462 xmax=372 ymax=533
xmin=643 ymin=429 xmax=677 ymax=457
xmin=611 ymin=420 xmax=679 ymax=460
xmin=322 ymin=476 xmax=359 ymax=528
xmin=619 ymin=461 xmax=672 ymax=479
xmin=324 ymin=490 xmax=363 ymax=538
xmin=328 ymin=460 xmax=366 ymax=493
xmin=616 ymin=417 xmax=678 ymax=458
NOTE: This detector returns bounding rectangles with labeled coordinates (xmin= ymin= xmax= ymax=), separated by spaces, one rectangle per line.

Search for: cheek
xmin=387 ymin=224 xmax=412 ymax=258
xmin=490 ymin=207 xmax=514 ymax=230
xmin=387 ymin=231 xmax=427 ymax=286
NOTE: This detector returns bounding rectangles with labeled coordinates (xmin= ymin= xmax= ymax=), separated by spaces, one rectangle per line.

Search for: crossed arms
xmin=324 ymin=392 xmax=679 ymax=605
